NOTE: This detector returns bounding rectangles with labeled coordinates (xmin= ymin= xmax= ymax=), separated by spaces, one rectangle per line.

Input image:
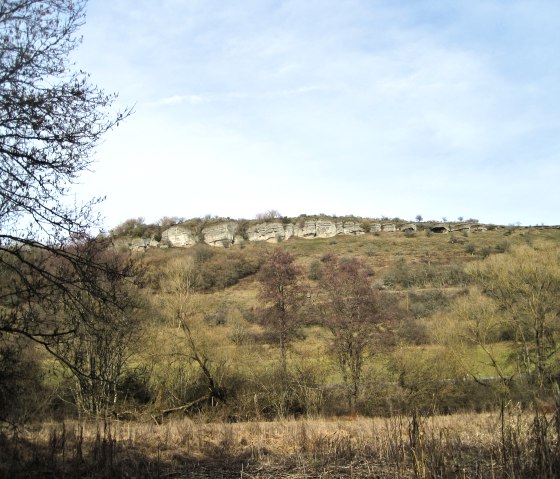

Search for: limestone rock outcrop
xmin=290 ymin=219 xmax=370 ymax=238
xmin=294 ymin=221 xmax=319 ymax=238
xmin=247 ymin=222 xmax=291 ymax=243
xmin=450 ymin=224 xmax=471 ymax=233
xmin=336 ymin=221 xmax=365 ymax=235
xmin=400 ymin=223 xmax=417 ymax=233
xmin=162 ymin=225 xmax=197 ymax=247
xmin=118 ymin=216 xmax=495 ymax=251
xmin=430 ymin=224 xmax=450 ymax=233
xmin=315 ymin=220 xmax=338 ymax=238
xmin=203 ymin=222 xmax=238 ymax=247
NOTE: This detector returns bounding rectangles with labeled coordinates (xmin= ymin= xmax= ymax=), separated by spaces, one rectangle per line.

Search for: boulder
xmin=430 ymin=224 xmax=450 ymax=233
xmin=146 ymin=238 xmax=159 ymax=248
xmin=203 ymin=222 xmax=238 ymax=247
xmin=382 ymin=223 xmax=397 ymax=232
xmin=316 ymin=220 xmax=337 ymax=238
xmin=450 ymin=223 xmax=471 ymax=233
xmin=400 ymin=223 xmax=417 ymax=233
xmin=294 ymin=220 xmax=317 ymax=238
xmin=294 ymin=220 xmax=337 ymax=239
xmin=336 ymin=221 xmax=365 ymax=235
xmin=162 ymin=225 xmax=197 ymax=247
xmin=247 ymin=222 xmax=287 ymax=243
xmin=370 ymin=223 xmax=382 ymax=232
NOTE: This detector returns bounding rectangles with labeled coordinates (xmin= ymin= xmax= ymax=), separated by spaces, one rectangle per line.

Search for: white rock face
xmin=294 ymin=220 xmax=338 ymax=239
xmin=400 ymin=223 xmax=417 ymax=232
xmin=203 ymin=222 xmax=238 ymax=247
xmin=247 ymin=222 xmax=287 ymax=242
xmin=450 ymin=223 xmax=471 ymax=232
xmin=284 ymin=224 xmax=294 ymax=240
xmin=316 ymin=220 xmax=337 ymax=237
xmin=294 ymin=221 xmax=317 ymax=238
xmin=162 ymin=225 xmax=197 ymax=247
xmin=430 ymin=224 xmax=450 ymax=233
xmin=336 ymin=221 xmax=364 ymax=235
xmin=121 ymin=217 xmax=491 ymax=250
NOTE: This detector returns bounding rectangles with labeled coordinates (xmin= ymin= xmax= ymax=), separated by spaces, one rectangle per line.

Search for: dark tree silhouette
xmin=0 ymin=1 xmax=132 ymax=360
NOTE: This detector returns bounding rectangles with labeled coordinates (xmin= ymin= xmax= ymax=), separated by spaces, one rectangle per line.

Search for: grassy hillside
xmin=5 ymin=225 xmax=558 ymax=422
xmin=108 ymin=226 xmax=557 ymax=419
xmin=3 ymin=225 xmax=560 ymax=478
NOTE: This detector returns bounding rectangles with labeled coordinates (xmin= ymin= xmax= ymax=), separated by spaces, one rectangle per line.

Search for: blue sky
xmin=74 ymin=0 xmax=560 ymax=228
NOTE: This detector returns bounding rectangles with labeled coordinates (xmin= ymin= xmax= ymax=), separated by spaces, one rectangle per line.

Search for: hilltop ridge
xmin=109 ymin=214 xmax=508 ymax=251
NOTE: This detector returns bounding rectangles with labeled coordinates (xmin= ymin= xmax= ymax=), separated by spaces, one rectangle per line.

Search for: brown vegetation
xmin=1 ymin=411 xmax=557 ymax=478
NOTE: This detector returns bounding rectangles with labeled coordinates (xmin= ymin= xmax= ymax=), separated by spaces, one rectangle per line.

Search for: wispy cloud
xmin=151 ymin=85 xmax=331 ymax=106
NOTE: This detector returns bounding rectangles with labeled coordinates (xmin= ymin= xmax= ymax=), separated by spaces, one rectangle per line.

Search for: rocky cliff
xmin=116 ymin=217 xmax=491 ymax=251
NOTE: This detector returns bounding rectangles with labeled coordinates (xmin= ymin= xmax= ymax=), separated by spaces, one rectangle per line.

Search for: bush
xmin=307 ymin=260 xmax=323 ymax=280
xmin=495 ymin=240 xmax=510 ymax=253
xmin=360 ymin=222 xmax=371 ymax=233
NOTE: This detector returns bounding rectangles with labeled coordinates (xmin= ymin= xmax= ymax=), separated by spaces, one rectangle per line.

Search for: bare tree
xmin=0 ymin=1 xmax=132 ymax=346
xmin=255 ymin=210 xmax=282 ymax=221
xmin=319 ymin=255 xmax=389 ymax=412
xmin=163 ymin=257 xmax=227 ymax=406
xmin=60 ymin=274 xmax=140 ymax=417
xmin=258 ymin=249 xmax=302 ymax=374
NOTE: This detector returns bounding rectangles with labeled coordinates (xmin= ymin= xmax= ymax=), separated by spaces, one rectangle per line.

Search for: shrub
xmin=360 ymin=222 xmax=371 ymax=233
xmin=307 ymin=260 xmax=323 ymax=280
xmin=495 ymin=240 xmax=510 ymax=253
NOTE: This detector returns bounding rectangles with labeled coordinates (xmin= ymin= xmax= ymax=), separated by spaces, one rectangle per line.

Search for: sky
xmin=73 ymin=0 xmax=560 ymax=229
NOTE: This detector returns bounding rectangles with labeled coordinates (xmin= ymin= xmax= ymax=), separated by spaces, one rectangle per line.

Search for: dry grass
xmin=1 ymin=410 xmax=554 ymax=478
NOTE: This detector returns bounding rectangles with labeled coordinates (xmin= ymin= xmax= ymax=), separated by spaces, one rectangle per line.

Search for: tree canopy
xmin=0 ymin=1 xmax=132 ymax=348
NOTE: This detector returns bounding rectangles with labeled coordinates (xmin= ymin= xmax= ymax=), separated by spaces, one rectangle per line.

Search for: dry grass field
xmin=1 ymin=409 xmax=555 ymax=478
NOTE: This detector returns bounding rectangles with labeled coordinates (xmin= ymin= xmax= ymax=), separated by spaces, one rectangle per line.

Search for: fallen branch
xmin=161 ymin=396 xmax=207 ymax=416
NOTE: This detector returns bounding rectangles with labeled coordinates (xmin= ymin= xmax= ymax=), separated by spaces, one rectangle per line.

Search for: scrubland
xmin=3 ymin=225 xmax=560 ymax=477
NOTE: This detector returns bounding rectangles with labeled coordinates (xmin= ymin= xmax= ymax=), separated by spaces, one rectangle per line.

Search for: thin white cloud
xmin=151 ymin=85 xmax=331 ymax=107
xmin=154 ymin=94 xmax=208 ymax=106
